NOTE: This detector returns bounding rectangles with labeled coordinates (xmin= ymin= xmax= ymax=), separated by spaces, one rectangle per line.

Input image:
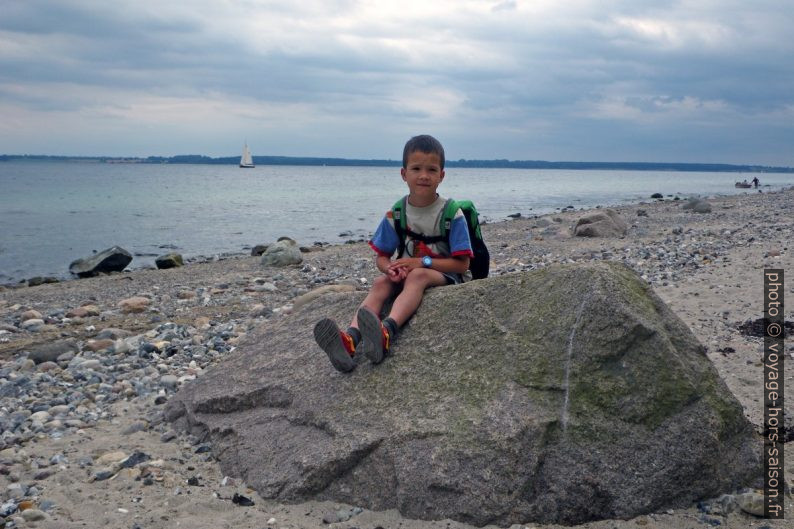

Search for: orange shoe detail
xmin=340 ymin=331 xmax=356 ymax=357
xmin=380 ymin=325 xmax=391 ymax=354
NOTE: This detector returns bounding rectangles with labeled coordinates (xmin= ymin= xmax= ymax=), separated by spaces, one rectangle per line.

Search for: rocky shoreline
xmin=1 ymin=189 xmax=792 ymax=528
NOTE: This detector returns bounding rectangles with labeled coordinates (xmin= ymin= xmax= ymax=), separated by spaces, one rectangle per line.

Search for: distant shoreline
xmin=2 ymin=154 xmax=792 ymax=173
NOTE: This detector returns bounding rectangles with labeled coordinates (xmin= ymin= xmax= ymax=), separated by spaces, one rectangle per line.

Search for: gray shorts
xmin=442 ymin=272 xmax=464 ymax=285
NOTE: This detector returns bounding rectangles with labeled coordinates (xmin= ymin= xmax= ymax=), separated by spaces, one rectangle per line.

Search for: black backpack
xmin=391 ymin=196 xmax=490 ymax=280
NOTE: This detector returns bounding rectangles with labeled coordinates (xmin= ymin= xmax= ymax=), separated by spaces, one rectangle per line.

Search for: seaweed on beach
xmin=736 ymin=317 xmax=794 ymax=338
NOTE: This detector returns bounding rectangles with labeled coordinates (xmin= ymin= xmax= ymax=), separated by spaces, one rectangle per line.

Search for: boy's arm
xmin=375 ymin=254 xmax=393 ymax=274
xmin=391 ymin=255 xmax=470 ymax=275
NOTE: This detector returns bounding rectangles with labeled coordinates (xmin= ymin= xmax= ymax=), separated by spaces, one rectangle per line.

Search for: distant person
xmin=752 ymin=176 xmax=760 ymax=188
xmin=313 ymin=134 xmax=473 ymax=372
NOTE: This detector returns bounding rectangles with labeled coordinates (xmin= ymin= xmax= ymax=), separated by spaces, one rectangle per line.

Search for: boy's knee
xmin=404 ymin=268 xmax=439 ymax=286
xmin=372 ymin=274 xmax=395 ymax=295
xmin=374 ymin=275 xmax=393 ymax=289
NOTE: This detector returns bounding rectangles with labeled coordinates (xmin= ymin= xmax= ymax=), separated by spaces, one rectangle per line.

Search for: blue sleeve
xmin=449 ymin=213 xmax=473 ymax=257
xmin=369 ymin=216 xmax=399 ymax=257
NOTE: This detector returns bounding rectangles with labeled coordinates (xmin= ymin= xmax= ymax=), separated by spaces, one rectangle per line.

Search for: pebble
xmin=736 ymin=491 xmax=765 ymax=516
xmin=21 ymin=508 xmax=48 ymax=521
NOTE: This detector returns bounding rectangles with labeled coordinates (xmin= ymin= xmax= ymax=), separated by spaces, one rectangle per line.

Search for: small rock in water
xmin=155 ymin=253 xmax=184 ymax=269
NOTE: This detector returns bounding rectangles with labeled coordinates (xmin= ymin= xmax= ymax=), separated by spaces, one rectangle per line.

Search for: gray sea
xmin=2 ymin=161 xmax=793 ymax=284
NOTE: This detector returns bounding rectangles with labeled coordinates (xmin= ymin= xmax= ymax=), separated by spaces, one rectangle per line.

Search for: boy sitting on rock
xmin=314 ymin=134 xmax=473 ymax=372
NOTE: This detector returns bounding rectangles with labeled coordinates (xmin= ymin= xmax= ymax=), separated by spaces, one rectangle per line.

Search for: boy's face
xmin=401 ymin=150 xmax=445 ymax=203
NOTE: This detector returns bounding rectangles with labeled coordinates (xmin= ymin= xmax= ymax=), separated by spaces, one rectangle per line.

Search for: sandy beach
xmin=1 ymin=188 xmax=792 ymax=529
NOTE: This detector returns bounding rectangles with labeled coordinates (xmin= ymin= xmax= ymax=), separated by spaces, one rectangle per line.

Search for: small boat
xmin=735 ymin=181 xmax=751 ymax=188
xmin=239 ymin=142 xmax=255 ymax=168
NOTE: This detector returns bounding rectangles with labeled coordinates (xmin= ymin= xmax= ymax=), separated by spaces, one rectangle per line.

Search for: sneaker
xmin=357 ymin=307 xmax=390 ymax=364
xmin=313 ymin=318 xmax=356 ymax=373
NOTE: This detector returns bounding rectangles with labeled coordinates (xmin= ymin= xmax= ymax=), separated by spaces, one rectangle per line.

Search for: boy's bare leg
xmin=386 ymin=268 xmax=447 ymax=326
xmin=350 ymin=274 xmax=397 ymax=329
xmin=357 ymin=268 xmax=446 ymax=363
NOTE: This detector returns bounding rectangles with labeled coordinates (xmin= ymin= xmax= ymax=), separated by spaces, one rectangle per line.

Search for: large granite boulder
xmin=573 ymin=209 xmax=628 ymax=237
xmin=69 ymin=246 xmax=132 ymax=277
xmin=166 ymin=262 xmax=760 ymax=526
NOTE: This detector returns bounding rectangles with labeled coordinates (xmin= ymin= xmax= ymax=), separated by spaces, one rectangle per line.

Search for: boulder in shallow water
xmin=69 ymin=246 xmax=132 ymax=277
xmin=27 ymin=276 xmax=59 ymax=287
xmin=573 ymin=209 xmax=628 ymax=237
xmin=155 ymin=253 xmax=184 ymax=269
xmin=167 ymin=262 xmax=760 ymax=526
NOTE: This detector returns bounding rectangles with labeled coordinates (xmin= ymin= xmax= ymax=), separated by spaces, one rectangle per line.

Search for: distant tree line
xmin=1 ymin=153 xmax=792 ymax=173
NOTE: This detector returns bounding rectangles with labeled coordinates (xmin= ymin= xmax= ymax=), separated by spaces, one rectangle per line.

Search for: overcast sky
xmin=1 ymin=0 xmax=792 ymax=165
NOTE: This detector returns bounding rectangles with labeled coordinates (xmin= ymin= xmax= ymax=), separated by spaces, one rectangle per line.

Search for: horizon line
xmin=1 ymin=153 xmax=792 ymax=173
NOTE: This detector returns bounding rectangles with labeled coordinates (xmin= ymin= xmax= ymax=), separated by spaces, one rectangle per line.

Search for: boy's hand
xmin=386 ymin=259 xmax=409 ymax=283
xmin=386 ymin=265 xmax=407 ymax=282
xmin=390 ymin=257 xmax=420 ymax=272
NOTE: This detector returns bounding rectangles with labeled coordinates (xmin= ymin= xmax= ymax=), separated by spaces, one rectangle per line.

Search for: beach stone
xmin=21 ymin=508 xmax=48 ymax=521
xmin=736 ymin=491 xmax=765 ymax=516
xmin=66 ymin=305 xmax=100 ymax=318
xmin=20 ymin=318 xmax=45 ymax=330
xmin=251 ymin=244 xmax=269 ymax=256
xmin=650 ymin=193 xmax=663 ymax=199
xmin=682 ymin=198 xmax=712 ymax=213
xmin=20 ymin=309 xmax=43 ymax=320
xmin=28 ymin=340 xmax=79 ymax=364
xmin=85 ymin=339 xmax=115 ymax=352
xmin=69 ymin=246 xmax=133 ymax=278
xmin=292 ymin=284 xmax=357 ymax=311
xmin=95 ymin=327 xmax=133 ymax=340
xmin=27 ymin=276 xmax=59 ymax=287
xmin=261 ymin=238 xmax=303 ymax=267
xmin=573 ymin=209 xmax=628 ymax=237
xmin=155 ymin=253 xmax=184 ymax=269
xmin=167 ymin=262 xmax=760 ymax=526
xmin=97 ymin=451 xmax=127 ymax=466
xmin=160 ymin=375 xmax=179 ymax=389
xmin=7 ymin=483 xmax=25 ymax=499
xmin=118 ymin=297 xmax=150 ymax=313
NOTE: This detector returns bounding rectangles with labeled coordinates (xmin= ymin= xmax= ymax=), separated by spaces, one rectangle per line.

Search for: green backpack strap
xmin=391 ymin=196 xmax=408 ymax=258
xmin=439 ymin=198 xmax=458 ymax=239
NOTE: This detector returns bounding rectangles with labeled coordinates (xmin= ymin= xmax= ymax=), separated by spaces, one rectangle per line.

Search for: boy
xmin=314 ymin=135 xmax=473 ymax=372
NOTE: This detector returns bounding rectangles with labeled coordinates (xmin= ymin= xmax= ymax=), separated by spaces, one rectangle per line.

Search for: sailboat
xmin=239 ymin=142 xmax=255 ymax=168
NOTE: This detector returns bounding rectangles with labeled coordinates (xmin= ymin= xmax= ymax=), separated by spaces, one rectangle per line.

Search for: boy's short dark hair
xmin=402 ymin=135 xmax=445 ymax=169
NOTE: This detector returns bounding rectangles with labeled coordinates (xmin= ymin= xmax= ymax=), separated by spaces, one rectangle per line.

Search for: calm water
xmin=1 ymin=161 xmax=793 ymax=284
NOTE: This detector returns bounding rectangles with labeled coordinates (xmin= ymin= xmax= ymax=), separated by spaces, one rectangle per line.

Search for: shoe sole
xmin=313 ymin=319 xmax=356 ymax=373
xmin=357 ymin=307 xmax=386 ymax=364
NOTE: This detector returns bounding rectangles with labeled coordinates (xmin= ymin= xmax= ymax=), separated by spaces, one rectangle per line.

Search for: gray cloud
xmin=0 ymin=0 xmax=792 ymax=164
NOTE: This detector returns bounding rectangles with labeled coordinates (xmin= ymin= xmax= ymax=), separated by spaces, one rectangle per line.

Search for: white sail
xmin=240 ymin=142 xmax=254 ymax=168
